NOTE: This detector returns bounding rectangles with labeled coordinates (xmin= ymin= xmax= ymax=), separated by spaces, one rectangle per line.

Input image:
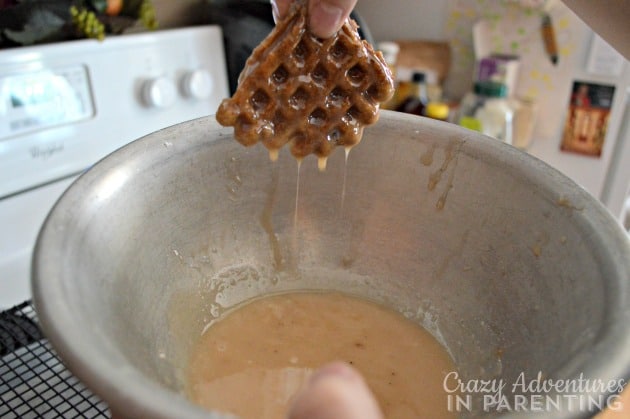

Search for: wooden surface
xmin=394 ymin=40 xmax=452 ymax=84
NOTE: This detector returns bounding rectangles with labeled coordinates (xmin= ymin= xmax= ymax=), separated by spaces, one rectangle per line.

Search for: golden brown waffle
xmin=215 ymin=0 xmax=394 ymax=168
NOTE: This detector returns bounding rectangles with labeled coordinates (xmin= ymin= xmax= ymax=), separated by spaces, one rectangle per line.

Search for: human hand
xmin=287 ymin=362 xmax=384 ymax=419
xmin=271 ymin=0 xmax=358 ymax=38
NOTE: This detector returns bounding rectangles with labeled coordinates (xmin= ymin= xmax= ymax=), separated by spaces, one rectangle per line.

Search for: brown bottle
xmin=395 ymin=72 xmax=428 ymax=116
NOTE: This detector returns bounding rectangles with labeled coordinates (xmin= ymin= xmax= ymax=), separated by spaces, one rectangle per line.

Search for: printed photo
xmin=560 ymin=81 xmax=616 ymax=157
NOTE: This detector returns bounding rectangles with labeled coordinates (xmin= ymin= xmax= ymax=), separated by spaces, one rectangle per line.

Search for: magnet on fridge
xmin=560 ymin=81 xmax=616 ymax=157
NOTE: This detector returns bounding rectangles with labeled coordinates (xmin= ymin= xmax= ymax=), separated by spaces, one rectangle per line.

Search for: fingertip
xmin=309 ymin=361 xmax=361 ymax=383
xmin=308 ymin=0 xmax=348 ymax=38
xmin=287 ymin=362 xmax=384 ymax=419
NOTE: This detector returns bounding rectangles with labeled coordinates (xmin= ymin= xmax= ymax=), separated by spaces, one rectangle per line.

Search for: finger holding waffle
xmin=215 ymin=0 xmax=394 ymax=169
xmin=272 ymin=0 xmax=357 ymax=39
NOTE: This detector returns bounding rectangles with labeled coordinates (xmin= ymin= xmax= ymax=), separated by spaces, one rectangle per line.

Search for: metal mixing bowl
xmin=32 ymin=111 xmax=630 ymax=418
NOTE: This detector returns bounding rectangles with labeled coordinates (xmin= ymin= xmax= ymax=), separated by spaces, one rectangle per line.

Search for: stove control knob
xmin=181 ymin=69 xmax=213 ymax=100
xmin=142 ymin=77 xmax=177 ymax=108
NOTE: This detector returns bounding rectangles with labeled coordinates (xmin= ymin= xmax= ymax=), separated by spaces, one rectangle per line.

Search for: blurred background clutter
xmin=144 ymin=0 xmax=629 ymax=231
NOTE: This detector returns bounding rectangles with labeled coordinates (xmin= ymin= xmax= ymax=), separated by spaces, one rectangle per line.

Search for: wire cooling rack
xmin=0 ymin=301 xmax=109 ymax=418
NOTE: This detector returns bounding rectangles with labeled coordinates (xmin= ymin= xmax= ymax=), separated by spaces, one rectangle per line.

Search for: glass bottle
xmin=458 ymin=81 xmax=513 ymax=144
xmin=395 ymin=72 xmax=428 ymax=116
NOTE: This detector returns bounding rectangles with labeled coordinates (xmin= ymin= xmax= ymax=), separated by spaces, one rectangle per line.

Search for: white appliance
xmin=523 ymin=34 xmax=630 ymax=229
xmin=0 ymin=26 xmax=229 ymax=309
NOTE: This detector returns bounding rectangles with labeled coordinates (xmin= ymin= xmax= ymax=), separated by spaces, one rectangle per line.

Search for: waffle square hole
xmin=251 ymin=89 xmax=271 ymax=112
xmin=346 ymin=106 xmax=365 ymax=123
xmin=293 ymin=40 xmax=308 ymax=65
xmin=366 ymin=84 xmax=384 ymax=102
xmin=309 ymin=108 xmax=327 ymax=126
xmin=271 ymin=65 xmax=289 ymax=84
xmin=328 ymin=127 xmax=342 ymax=143
xmin=326 ymin=87 xmax=349 ymax=108
xmin=331 ymin=39 xmax=349 ymax=61
xmin=347 ymin=64 xmax=366 ymax=87
xmin=289 ymin=87 xmax=309 ymax=110
xmin=236 ymin=114 xmax=254 ymax=133
xmin=312 ymin=64 xmax=329 ymax=86
xmin=342 ymin=109 xmax=356 ymax=124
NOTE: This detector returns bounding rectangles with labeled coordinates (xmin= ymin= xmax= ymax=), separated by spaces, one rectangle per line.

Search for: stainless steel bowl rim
xmin=32 ymin=112 xmax=630 ymax=419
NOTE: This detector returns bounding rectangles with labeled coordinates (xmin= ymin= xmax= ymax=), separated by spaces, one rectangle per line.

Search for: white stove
xmin=0 ymin=26 xmax=229 ymax=309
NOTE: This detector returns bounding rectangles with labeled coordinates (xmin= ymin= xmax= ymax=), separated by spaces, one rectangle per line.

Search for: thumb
xmin=271 ymin=0 xmax=358 ymax=39
xmin=287 ymin=362 xmax=384 ymax=419
xmin=308 ymin=0 xmax=357 ymax=38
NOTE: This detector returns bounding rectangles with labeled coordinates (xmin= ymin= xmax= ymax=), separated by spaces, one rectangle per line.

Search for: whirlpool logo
xmin=29 ymin=143 xmax=64 ymax=160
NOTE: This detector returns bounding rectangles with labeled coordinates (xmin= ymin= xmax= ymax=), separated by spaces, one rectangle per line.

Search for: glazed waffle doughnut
xmin=215 ymin=0 xmax=394 ymax=168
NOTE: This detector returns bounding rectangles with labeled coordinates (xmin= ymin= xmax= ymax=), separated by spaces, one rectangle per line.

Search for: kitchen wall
xmin=357 ymin=1 xmax=590 ymax=99
xmin=151 ymin=0 xmax=205 ymax=28
xmin=355 ymin=1 xmax=449 ymax=42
